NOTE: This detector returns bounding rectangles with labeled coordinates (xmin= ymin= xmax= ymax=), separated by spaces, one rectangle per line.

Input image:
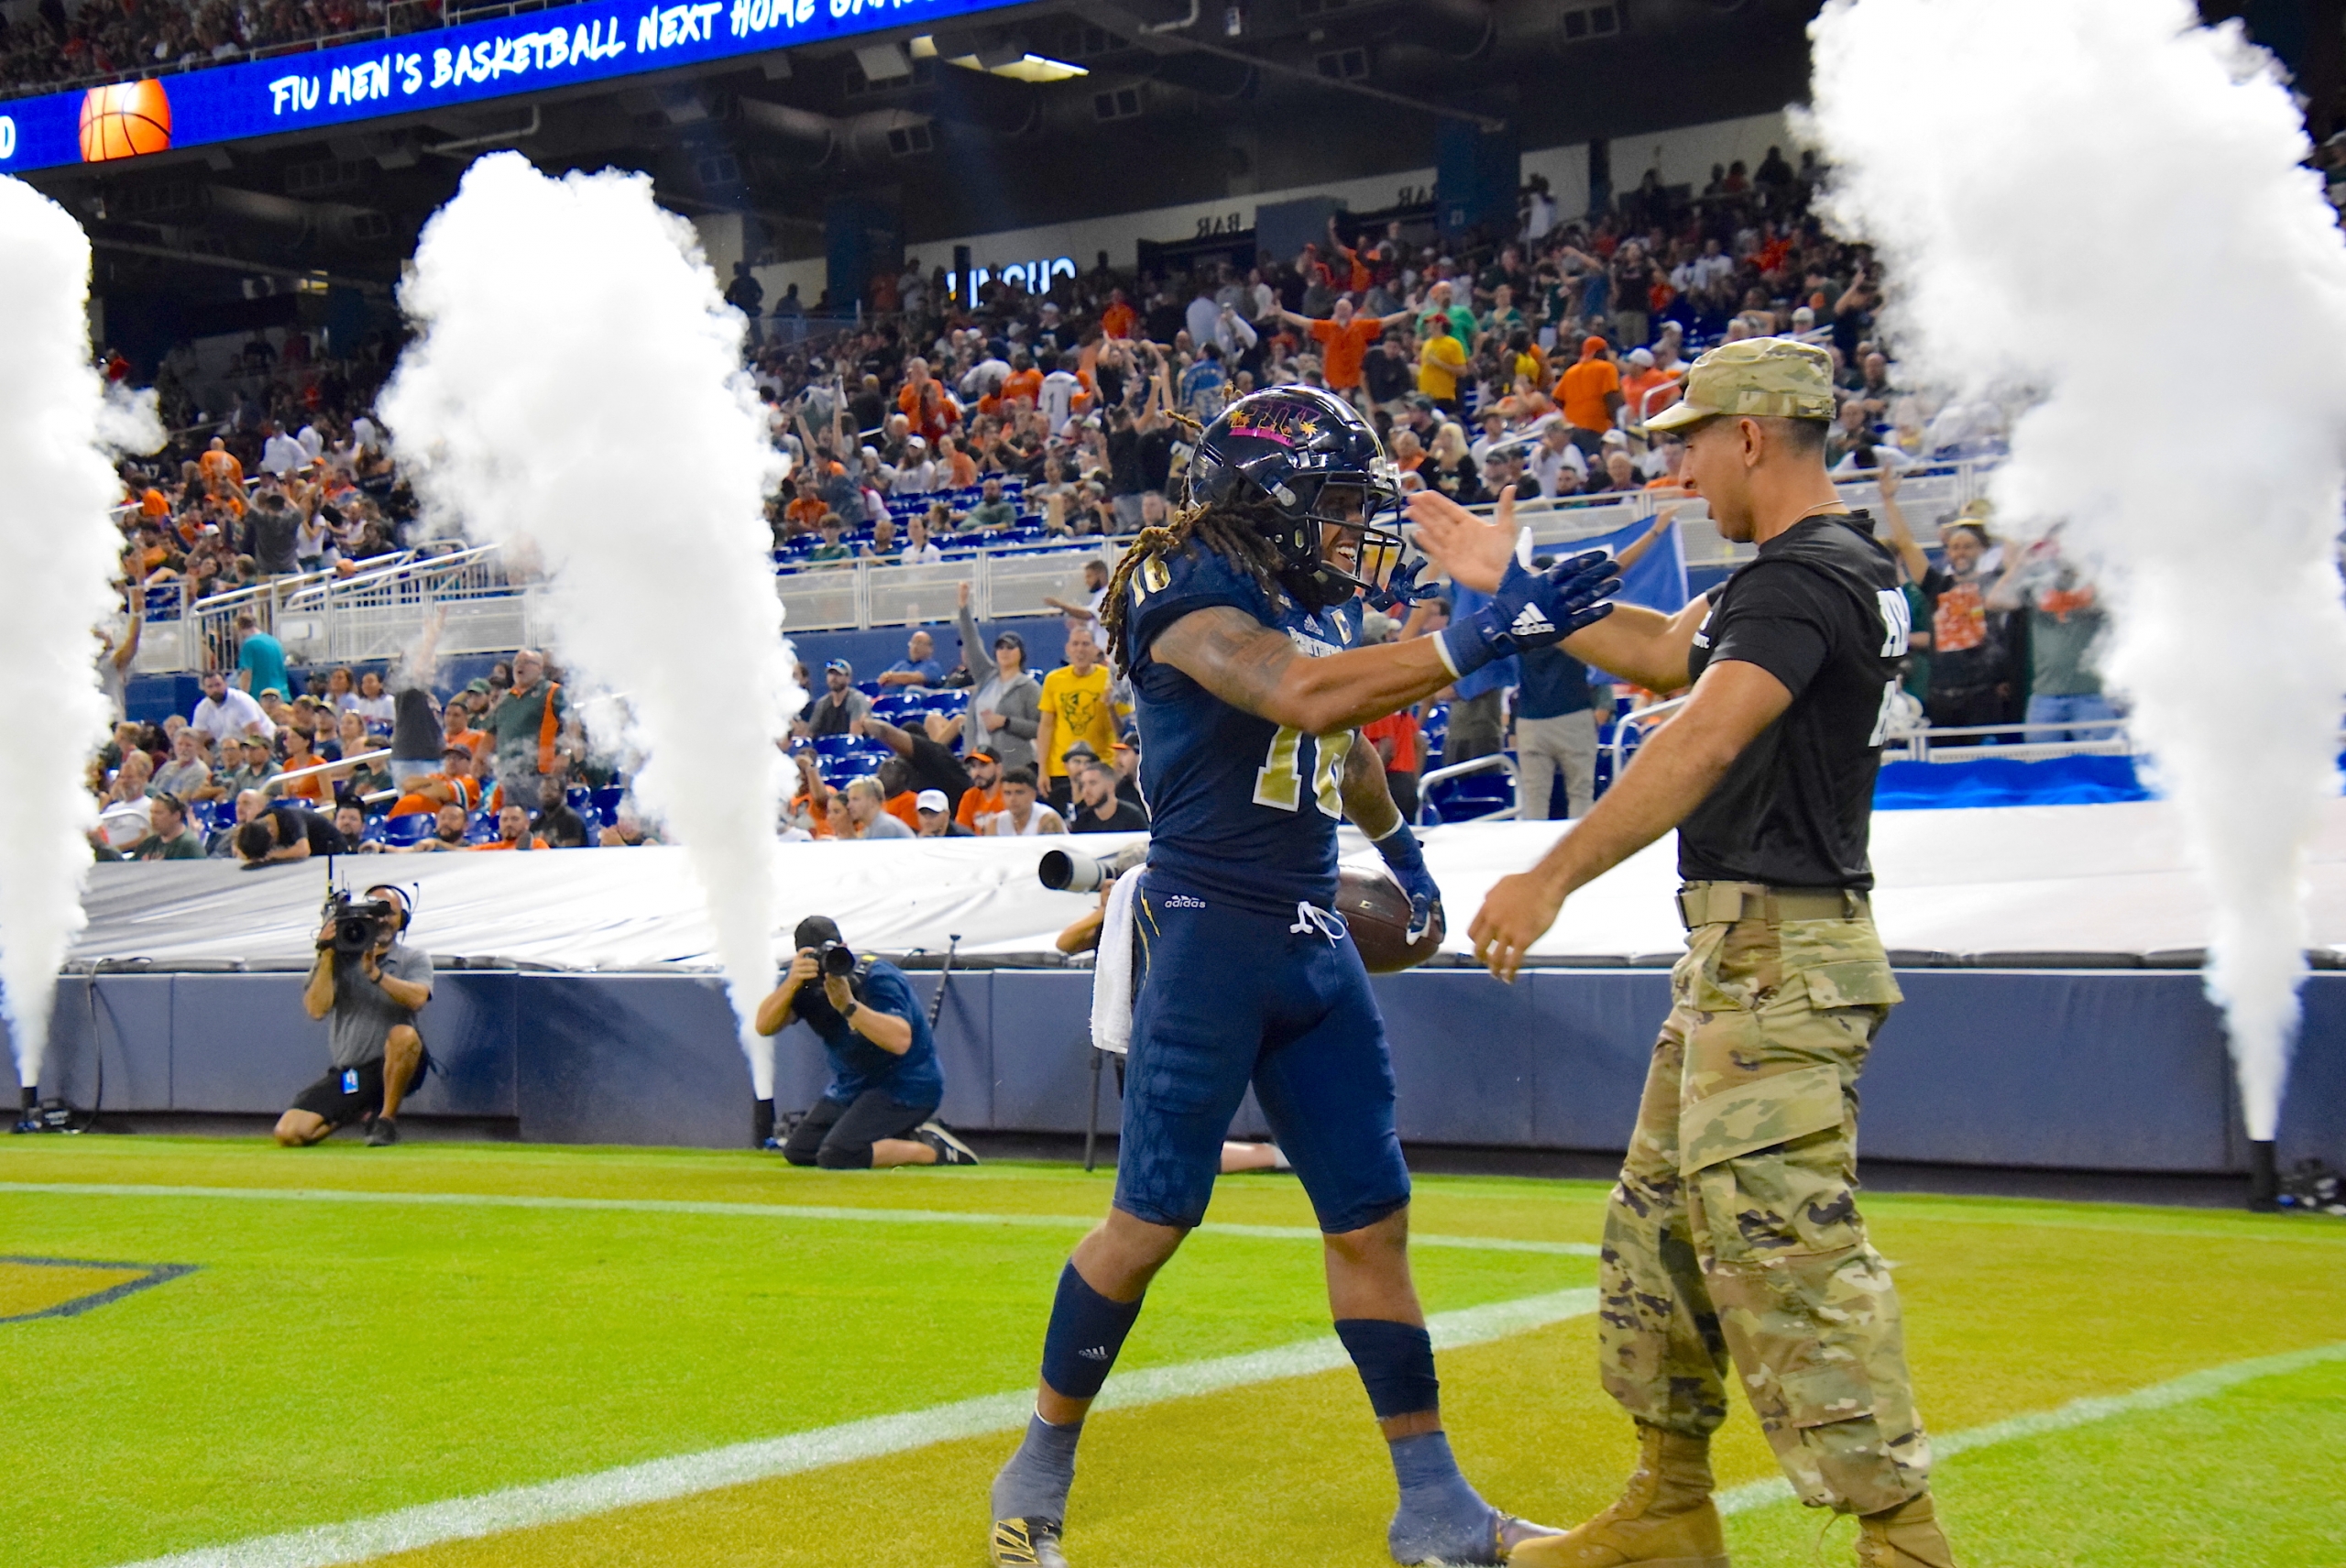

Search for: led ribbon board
xmin=0 ymin=0 xmax=1021 ymax=173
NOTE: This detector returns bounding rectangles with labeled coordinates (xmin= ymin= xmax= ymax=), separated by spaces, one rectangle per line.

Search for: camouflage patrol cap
xmin=1645 ymin=337 xmax=1838 ymax=433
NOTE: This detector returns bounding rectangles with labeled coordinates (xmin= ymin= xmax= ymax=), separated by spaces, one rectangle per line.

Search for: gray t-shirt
xmin=329 ymin=942 xmax=432 ymax=1069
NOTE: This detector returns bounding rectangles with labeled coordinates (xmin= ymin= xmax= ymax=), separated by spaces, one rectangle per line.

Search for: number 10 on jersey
xmin=1255 ymin=726 xmax=1353 ymax=817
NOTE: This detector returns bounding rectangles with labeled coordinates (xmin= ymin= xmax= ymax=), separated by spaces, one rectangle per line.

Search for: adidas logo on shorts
xmin=1161 ymin=894 xmax=1205 ymax=909
xmin=1510 ymin=603 xmax=1556 ymax=638
xmin=1078 ymin=1345 xmax=1110 ymax=1359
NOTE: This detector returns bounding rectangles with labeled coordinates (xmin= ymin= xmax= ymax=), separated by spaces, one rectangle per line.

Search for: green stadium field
xmin=3 ymin=1137 xmax=2341 ymax=1568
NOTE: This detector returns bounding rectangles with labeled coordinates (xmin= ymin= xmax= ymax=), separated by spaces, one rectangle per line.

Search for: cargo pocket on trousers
xmin=1681 ymin=1063 xmax=1845 ymax=1175
xmin=1682 ymin=1064 xmax=1847 ymax=1264
xmin=1780 ymin=1359 xmax=1877 ymax=1431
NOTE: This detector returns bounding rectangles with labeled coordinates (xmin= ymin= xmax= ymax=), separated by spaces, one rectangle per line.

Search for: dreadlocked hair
xmin=1102 ymin=494 xmax=1289 ymax=675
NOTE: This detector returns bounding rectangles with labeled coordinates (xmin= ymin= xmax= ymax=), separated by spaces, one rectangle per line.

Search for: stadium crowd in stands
xmin=89 ymin=151 xmax=2096 ymax=862
xmin=1 ymin=0 xmax=449 ymax=97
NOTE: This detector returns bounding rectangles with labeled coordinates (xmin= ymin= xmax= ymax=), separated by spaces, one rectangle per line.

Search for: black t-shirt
xmin=1362 ymin=344 xmax=1410 ymax=404
xmin=1138 ymin=427 xmax=1175 ymax=492
xmin=1679 ymin=511 xmax=1902 ymax=891
xmin=389 ymin=686 xmax=441 ymax=762
xmin=905 ymin=733 xmax=973 ymax=814
xmin=1428 ymin=456 xmax=1486 ymax=506
xmin=536 ymin=803 xmax=589 ymax=847
xmin=1072 ymin=798 xmax=1149 ymax=833
xmin=1106 ymin=427 xmax=1144 ymax=496
xmin=251 ymin=505 xmax=300 ymax=574
xmin=266 ymin=802 xmax=347 ymax=856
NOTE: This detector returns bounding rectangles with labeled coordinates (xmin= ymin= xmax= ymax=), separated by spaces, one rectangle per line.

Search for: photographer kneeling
xmin=273 ymin=884 xmax=433 ymax=1149
xmin=752 ymin=916 xmax=977 ymax=1168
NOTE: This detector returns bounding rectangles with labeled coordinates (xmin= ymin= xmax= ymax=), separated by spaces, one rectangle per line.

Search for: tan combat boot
xmin=1507 ymin=1425 xmax=1729 ymax=1568
xmin=1854 ymin=1493 xmax=1957 ymax=1567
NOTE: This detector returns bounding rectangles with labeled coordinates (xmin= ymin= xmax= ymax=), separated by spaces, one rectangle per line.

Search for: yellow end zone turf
xmin=5 ymin=1137 xmax=2343 ymax=1568
xmin=0 ymin=1259 xmax=153 ymax=1321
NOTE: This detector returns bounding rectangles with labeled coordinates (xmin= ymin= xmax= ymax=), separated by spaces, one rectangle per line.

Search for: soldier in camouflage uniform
xmin=1428 ymin=339 xmax=1960 ymax=1567
xmin=1604 ymin=887 xmax=1927 ymax=1510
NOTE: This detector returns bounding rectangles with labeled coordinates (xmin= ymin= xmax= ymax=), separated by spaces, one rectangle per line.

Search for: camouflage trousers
xmin=1595 ymin=883 xmax=1932 ymax=1516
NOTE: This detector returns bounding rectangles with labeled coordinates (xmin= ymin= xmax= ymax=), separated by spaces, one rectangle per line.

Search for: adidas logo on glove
xmin=1509 ymin=603 xmax=1556 ymax=638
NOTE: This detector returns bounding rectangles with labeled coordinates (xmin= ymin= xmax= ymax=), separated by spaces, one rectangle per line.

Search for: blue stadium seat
xmin=379 ymin=814 xmax=435 ymax=848
xmin=1427 ymin=770 xmax=1514 ymax=824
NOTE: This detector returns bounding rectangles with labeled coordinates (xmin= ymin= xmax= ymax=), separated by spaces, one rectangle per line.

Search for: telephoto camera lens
xmin=818 ymin=939 xmax=857 ymax=977
xmin=1039 ymin=840 xmax=1148 ymax=894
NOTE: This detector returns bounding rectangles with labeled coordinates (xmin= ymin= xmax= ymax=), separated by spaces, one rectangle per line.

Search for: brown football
xmin=1336 ymin=864 xmax=1444 ymax=974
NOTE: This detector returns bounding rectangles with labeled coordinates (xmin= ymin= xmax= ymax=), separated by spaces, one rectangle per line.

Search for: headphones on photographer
xmin=364 ymin=883 xmax=415 ymax=933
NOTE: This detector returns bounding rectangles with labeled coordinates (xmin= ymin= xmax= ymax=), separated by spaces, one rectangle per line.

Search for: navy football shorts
xmin=1113 ymin=875 xmax=1411 ymax=1235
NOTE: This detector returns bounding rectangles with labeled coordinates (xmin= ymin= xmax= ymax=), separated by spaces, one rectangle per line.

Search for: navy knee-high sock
xmin=1336 ymin=1319 xmax=1493 ymax=1560
xmin=992 ymin=1263 xmax=1147 ymax=1523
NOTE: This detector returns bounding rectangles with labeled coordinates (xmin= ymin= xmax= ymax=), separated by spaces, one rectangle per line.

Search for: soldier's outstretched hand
xmin=1408 ymin=484 xmax=1521 ymax=593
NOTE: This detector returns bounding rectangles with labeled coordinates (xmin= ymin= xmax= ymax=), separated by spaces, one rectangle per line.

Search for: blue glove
xmin=1436 ymin=550 xmax=1618 ymax=678
xmin=1367 ymin=550 xmax=1441 ymax=614
xmin=1373 ymin=821 xmax=1442 ymax=945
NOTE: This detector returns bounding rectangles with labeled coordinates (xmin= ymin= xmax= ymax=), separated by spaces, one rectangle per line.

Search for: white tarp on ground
xmin=64 ymin=798 xmax=2346 ymax=970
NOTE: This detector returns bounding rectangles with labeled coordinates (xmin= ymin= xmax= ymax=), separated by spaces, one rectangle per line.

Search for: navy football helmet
xmin=1184 ymin=385 xmax=1407 ymax=609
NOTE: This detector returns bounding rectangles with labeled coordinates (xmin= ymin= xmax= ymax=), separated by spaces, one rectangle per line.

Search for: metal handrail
xmin=124 ymin=457 xmax=2007 ymax=669
xmin=1411 ymin=752 xmax=1518 ymax=827
xmin=1887 ymin=718 xmax=2132 ymax=762
xmin=262 ymin=748 xmax=393 ymax=797
xmin=1604 ymin=695 xmax=1690 ymax=785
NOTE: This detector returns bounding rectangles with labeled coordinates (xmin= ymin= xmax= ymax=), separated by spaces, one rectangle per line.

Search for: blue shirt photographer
xmin=793 ymin=959 xmax=944 ymax=1108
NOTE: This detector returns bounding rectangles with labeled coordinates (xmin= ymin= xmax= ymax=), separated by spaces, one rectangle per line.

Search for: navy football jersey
xmin=1125 ymin=542 xmax=1365 ymax=916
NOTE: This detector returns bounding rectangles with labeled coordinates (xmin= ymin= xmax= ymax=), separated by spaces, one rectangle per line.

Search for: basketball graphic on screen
xmin=79 ymin=81 xmax=172 ymax=162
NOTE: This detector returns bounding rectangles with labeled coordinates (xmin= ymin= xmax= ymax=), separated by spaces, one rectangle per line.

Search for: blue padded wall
xmin=511 ymin=975 xmax=749 ymax=1148
xmin=6 ymin=968 xmax=2340 ymax=1175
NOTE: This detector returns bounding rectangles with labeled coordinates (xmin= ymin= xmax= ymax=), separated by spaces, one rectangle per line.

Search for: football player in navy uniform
xmin=986 ymin=387 xmax=1623 ymax=1568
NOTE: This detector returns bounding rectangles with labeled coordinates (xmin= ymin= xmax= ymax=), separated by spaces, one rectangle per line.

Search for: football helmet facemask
xmin=1184 ymin=386 xmax=1409 ymax=610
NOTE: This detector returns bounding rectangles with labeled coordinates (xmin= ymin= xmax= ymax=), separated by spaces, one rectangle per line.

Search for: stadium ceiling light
xmin=910 ymin=34 xmax=1088 ymax=81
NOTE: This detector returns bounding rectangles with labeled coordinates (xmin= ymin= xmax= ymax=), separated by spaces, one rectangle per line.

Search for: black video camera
xmin=323 ymin=891 xmax=399 ymax=958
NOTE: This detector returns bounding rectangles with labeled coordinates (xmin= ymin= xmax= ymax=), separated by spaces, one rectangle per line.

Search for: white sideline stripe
xmin=0 ymin=1181 xmax=1600 ymax=1257
xmin=109 ymin=1287 xmax=1599 ymax=1568
xmin=1714 ymin=1339 xmax=2346 ymax=1516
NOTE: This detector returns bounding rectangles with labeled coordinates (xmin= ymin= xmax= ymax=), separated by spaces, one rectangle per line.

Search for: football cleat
xmin=991 ymin=1515 xmax=1069 ymax=1568
xmin=1393 ymin=1507 xmax=1561 ymax=1566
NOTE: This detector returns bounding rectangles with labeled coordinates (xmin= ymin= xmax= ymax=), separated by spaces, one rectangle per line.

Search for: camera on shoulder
xmin=323 ymin=890 xmax=399 ymax=957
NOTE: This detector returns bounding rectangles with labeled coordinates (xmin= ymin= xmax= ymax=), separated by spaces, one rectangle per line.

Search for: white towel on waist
xmin=1088 ymin=868 xmax=1146 ymax=1056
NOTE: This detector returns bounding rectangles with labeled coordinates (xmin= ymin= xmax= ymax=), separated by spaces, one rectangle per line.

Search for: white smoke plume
xmin=380 ymin=153 xmax=800 ymax=1098
xmin=0 ymin=177 xmax=161 ymax=1099
xmin=1806 ymin=0 xmax=2346 ymax=1139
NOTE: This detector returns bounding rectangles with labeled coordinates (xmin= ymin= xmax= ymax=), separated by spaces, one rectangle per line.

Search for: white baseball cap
xmin=915 ymin=789 xmax=949 ymax=813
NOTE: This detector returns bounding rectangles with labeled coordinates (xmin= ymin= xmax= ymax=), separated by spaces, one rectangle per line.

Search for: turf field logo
xmin=0 ymin=1254 xmax=195 ymax=1322
xmin=79 ymin=79 xmax=172 ymax=161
